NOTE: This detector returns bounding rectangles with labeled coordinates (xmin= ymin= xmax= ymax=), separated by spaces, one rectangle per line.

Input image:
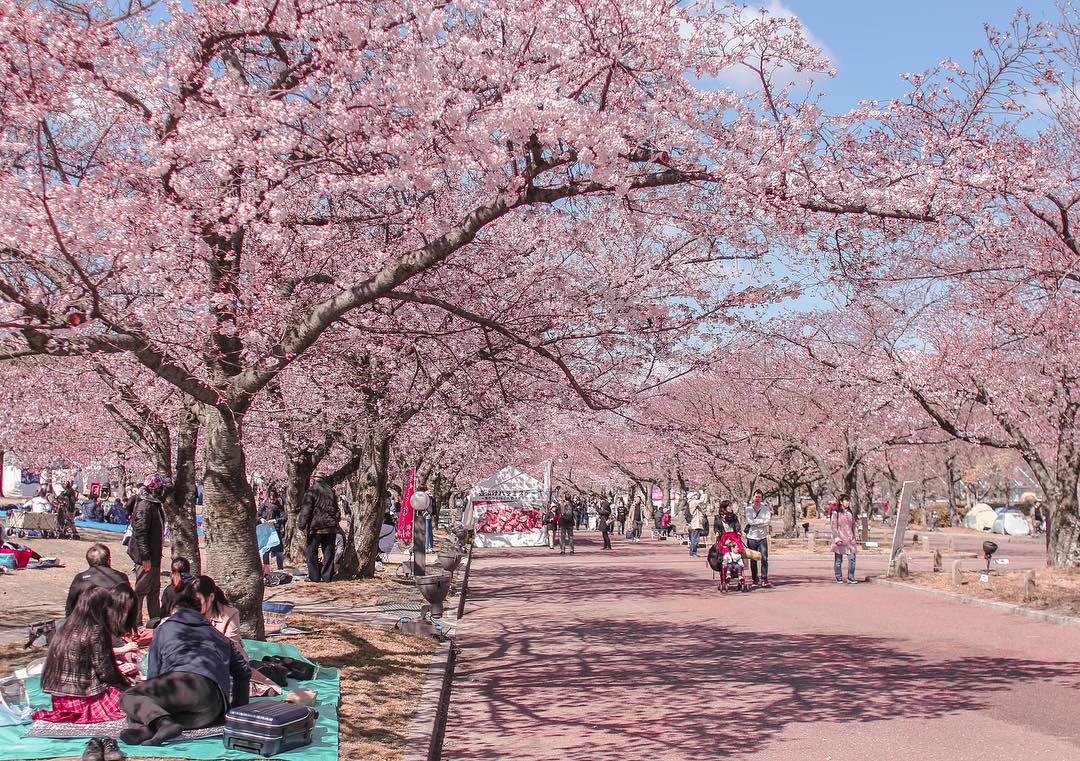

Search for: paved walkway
xmin=444 ymin=533 xmax=1080 ymax=760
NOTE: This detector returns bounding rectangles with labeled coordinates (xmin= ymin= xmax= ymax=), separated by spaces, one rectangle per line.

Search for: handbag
xmin=0 ymin=677 xmax=30 ymax=726
xmin=25 ymin=619 xmax=56 ymax=648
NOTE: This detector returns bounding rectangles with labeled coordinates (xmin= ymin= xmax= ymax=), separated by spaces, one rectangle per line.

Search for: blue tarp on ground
xmin=0 ymin=640 xmax=339 ymax=761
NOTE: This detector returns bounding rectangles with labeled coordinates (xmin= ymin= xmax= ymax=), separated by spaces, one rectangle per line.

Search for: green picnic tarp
xmin=0 ymin=640 xmax=339 ymax=761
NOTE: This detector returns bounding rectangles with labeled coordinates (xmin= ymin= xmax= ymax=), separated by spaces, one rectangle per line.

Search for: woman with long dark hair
xmin=34 ymin=584 xmax=134 ymax=724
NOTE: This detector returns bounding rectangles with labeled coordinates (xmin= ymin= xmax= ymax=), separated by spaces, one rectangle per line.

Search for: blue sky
xmin=774 ymin=0 xmax=1061 ymax=110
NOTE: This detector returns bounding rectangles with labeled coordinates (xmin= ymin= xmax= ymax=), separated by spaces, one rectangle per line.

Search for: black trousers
xmin=121 ymin=672 xmax=224 ymax=730
xmin=134 ymin=562 xmax=161 ymax=623
xmin=601 ymin=530 xmax=612 ymax=549
xmin=306 ymin=532 xmax=336 ymax=582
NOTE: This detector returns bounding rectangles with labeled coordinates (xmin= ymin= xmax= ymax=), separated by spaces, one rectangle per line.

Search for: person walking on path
xmin=831 ymin=494 xmax=858 ymax=584
xmin=688 ymin=499 xmax=707 ymax=557
xmin=298 ymin=475 xmax=340 ymax=582
xmin=558 ymin=496 xmax=576 ymax=554
xmin=543 ymin=501 xmax=557 ymax=550
xmin=128 ymin=472 xmax=171 ymax=624
xmin=632 ymin=498 xmax=645 ymax=542
xmin=616 ymin=500 xmax=628 ymax=537
xmin=744 ymin=490 xmax=772 ymax=587
xmin=598 ymin=500 xmax=613 ymax=550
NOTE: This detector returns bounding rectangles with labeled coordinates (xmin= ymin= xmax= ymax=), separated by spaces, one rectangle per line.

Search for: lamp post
xmin=411 ymin=484 xmax=433 ymax=577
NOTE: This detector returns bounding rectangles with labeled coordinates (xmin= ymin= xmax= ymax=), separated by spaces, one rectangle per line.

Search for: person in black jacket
xmin=128 ymin=473 xmax=171 ymax=623
xmin=298 ymin=476 xmax=340 ymax=582
xmin=120 ymin=586 xmax=250 ymax=746
xmin=65 ymin=543 xmax=130 ymax=615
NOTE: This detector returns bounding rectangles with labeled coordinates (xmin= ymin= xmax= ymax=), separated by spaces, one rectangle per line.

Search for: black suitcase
xmin=223 ymin=700 xmax=317 ymax=757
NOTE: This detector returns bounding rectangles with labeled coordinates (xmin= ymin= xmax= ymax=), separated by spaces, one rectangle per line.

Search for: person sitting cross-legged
xmin=119 ymin=585 xmax=250 ymax=746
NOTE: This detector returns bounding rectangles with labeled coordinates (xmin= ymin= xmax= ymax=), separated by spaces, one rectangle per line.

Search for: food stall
xmin=466 ymin=466 xmax=547 ymax=548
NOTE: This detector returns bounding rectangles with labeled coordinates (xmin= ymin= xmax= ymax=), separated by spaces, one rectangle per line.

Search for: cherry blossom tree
xmin=0 ymin=0 xmax=1005 ymax=631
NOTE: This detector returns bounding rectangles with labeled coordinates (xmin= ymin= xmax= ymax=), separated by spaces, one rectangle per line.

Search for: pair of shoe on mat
xmin=80 ymin=737 xmax=124 ymax=761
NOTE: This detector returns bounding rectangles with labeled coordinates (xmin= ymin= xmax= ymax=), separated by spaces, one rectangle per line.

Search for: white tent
xmin=467 ymin=466 xmax=547 ymax=548
xmin=992 ymin=508 xmax=1031 ymax=536
xmin=963 ymin=502 xmax=997 ymax=532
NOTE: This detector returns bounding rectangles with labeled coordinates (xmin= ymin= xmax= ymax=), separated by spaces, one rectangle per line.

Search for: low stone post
xmin=922 ymin=535 xmax=931 ymax=553
xmin=1024 ymin=570 xmax=1036 ymax=601
xmin=896 ymin=552 xmax=909 ymax=578
xmin=952 ymin=560 xmax=963 ymax=587
xmin=947 ymin=535 xmax=954 ymax=551
xmin=806 ymin=531 xmax=815 ymax=551
xmin=932 ymin=549 xmax=942 ymax=573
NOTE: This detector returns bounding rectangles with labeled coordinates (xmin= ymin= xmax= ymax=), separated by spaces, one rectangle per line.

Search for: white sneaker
xmin=847 ymin=579 xmax=859 ymax=584
xmin=836 ymin=580 xmax=844 ymax=584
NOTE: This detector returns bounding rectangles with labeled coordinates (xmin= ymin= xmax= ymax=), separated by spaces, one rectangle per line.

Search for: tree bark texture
xmin=201 ymin=408 xmax=264 ymax=638
xmin=283 ymin=449 xmax=318 ymax=567
xmin=337 ymin=431 xmax=391 ymax=579
xmin=167 ymin=403 xmax=202 ymax=573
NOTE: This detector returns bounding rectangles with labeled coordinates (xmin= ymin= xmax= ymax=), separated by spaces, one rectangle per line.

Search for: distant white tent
xmin=992 ymin=508 xmax=1031 ymax=536
xmin=963 ymin=502 xmax=997 ymax=532
xmin=467 ymin=466 xmax=547 ymax=548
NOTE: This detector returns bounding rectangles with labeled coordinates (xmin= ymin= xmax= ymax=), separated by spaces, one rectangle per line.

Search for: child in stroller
xmin=716 ymin=529 xmax=746 ymax=592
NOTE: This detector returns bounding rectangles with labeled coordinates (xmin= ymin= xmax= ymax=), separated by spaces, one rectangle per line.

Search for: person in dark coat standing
xmin=597 ymin=501 xmax=613 ymax=550
xmin=120 ymin=586 xmax=250 ymax=746
xmin=128 ymin=473 xmax=171 ymax=623
xmin=298 ymin=476 xmax=340 ymax=583
xmin=65 ymin=543 xmax=130 ymax=615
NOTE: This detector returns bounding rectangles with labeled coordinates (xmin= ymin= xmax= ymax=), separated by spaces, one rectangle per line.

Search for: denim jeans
xmin=834 ymin=551 xmax=856 ymax=582
xmin=262 ymin=545 xmax=284 ymax=570
xmin=747 ymin=536 xmax=768 ymax=581
xmin=689 ymin=528 xmax=702 ymax=556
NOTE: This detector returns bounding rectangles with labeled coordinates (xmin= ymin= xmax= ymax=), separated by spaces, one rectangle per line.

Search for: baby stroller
xmin=707 ymin=530 xmax=747 ymax=593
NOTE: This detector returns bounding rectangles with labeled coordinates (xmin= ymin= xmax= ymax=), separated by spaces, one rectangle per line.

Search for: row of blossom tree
xmin=0 ymin=0 xmax=1073 ymax=631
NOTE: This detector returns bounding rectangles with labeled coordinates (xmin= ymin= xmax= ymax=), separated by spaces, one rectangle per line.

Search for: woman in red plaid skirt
xmin=34 ymin=584 xmax=137 ymax=724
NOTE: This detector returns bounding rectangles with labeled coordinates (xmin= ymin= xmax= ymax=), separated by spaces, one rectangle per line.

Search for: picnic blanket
xmin=0 ymin=640 xmax=339 ymax=761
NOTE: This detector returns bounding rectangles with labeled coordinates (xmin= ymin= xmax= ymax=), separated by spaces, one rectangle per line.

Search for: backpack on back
xmin=559 ymin=504 xmax=575 ymax=526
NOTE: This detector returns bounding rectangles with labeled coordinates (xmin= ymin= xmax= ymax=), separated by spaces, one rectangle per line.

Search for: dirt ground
xmin=278 ymin=614 xmax=435 ymax=761
xmin=905 ymin=567 xmax=1080 ymax=617
xmin=1 ymin=528 xmax=131 ymax=643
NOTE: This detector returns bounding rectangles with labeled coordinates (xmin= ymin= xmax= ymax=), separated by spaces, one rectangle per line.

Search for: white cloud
xmin=698 ymin=0 xmax=838 ymax=93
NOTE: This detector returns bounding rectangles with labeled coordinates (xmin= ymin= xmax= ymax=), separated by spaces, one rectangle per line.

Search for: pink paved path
xmin=443 ymin=532 xmax=1080 ymax=761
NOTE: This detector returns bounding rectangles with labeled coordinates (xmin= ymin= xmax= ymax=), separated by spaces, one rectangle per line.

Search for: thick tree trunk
xmin=1048 ymin=480 xmax=1080 ymax=566
xmin=201 ymin=408 xmax=264 ymax=638
xmin=782 ymin=483 xmax=798 ymax=537
xmin=338 ymin=431 xmax=391 ymax=579
xmin=283 ymin=450 xmax=317 ymax=567
xmin=168 ymin=403 xmax=202 ymax=573
xmin=843 ymin=459 xmax=860 ymax=514
xmin=945 ymin=461 xmax=960 ymax=527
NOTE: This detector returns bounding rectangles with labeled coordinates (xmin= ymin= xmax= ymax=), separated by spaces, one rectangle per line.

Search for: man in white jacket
xmin=745 ymin=489 xmax=772 ymax=587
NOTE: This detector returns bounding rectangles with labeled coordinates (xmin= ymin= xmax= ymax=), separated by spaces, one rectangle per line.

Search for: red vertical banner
xmin=396 ymin=468 xmax=416 ymax=542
